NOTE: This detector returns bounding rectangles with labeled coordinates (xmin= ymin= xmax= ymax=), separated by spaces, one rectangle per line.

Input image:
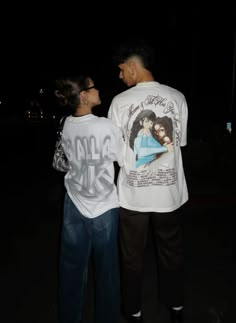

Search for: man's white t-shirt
xmin=108 ymin=81 xmax=188 ymax=212
xmin=62 ymin=114 xmax=125 ymax=218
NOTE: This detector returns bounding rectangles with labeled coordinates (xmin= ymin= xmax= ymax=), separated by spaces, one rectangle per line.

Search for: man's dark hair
xmin=112 ymin=38 xmax=156 ymax=72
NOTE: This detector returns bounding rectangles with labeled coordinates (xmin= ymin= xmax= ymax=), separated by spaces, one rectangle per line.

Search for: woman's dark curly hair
xmin=54 ymin=75 xmax=90 ymax=112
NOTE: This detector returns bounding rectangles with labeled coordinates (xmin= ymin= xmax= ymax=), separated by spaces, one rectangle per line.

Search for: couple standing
xmin=55 ymin=38 xmax=188 ymax=323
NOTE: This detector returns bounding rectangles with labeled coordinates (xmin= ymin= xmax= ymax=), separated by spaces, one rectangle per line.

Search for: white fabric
xmin=108 ymin=81 xmax=189 ymax=212
xmin=62 ymin=114 xmax=125 ymax=218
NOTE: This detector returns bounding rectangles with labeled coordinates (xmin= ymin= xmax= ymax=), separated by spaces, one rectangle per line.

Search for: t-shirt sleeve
xmin=110 ymin=123 xmax=125 ymax=167
xmin=108 ymin=99 xmax=121 ymax=128
xmin=180 ymin=97 xmax=188 ymax=147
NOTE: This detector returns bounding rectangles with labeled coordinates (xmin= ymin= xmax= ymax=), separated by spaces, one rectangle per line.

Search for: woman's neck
xmin=73 ymin=106 xmax=92 ymax=117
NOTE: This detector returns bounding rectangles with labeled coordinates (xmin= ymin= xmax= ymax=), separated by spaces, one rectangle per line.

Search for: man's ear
xmin=129 ymin=61 xmax=136 ymax=75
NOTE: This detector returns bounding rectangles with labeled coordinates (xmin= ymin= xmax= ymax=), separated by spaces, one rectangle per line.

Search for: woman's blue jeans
xmin=59 ymin=193 xmax=120 ymax=323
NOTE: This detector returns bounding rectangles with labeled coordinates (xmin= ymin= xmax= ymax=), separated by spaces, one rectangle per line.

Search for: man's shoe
xmin=169 ymin=308 xmax=183 ymax=323
xmin=125 ymin=314 xmax=144 ymax=323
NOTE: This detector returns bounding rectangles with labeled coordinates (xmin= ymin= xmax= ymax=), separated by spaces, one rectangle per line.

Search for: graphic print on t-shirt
xmin=66 ymin=135 xmax=114 ymax=197
xmin=129 ymin=110 xmax=174 ymax=168
xmin=127 ymin=94 xmax=177 ymax=170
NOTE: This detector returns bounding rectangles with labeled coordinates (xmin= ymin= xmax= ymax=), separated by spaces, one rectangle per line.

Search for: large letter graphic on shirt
xmin=75 ymin=136 xmax=113 ymax=195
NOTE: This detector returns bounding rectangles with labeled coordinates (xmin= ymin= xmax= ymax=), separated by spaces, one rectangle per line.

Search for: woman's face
xmin=142 ymin=117 xmax=153 ymax=130
xmin=85 ymin=78 xmax=101 ymax=107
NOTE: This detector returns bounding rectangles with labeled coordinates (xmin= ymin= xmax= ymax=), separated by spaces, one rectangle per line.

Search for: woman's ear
xmin=80 ymin=91 xmax=88 ymax=105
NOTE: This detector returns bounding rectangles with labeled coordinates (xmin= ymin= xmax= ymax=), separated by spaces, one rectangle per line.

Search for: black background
xmin=1 ymin=8 xmax=236 ymax=134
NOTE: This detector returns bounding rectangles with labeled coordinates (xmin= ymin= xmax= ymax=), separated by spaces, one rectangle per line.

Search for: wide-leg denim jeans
xmin=59 ymin=193 xmax=120 ymax=323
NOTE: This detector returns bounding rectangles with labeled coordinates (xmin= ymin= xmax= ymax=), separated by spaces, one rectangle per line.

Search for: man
xmin=108 ymin=39 xmax=188 ymax=323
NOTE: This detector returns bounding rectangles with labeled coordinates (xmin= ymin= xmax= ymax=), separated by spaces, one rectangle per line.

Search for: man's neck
xmin=137 ymin=70 xmax=155 ymax=83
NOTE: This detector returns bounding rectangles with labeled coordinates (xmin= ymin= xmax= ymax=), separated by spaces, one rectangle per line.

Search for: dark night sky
xmin=1 ymin=10 xmax=236 ymax=131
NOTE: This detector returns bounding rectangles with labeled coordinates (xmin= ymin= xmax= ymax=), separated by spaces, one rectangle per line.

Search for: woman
xmin=54 ymin=75 xmax=125 ymax=323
